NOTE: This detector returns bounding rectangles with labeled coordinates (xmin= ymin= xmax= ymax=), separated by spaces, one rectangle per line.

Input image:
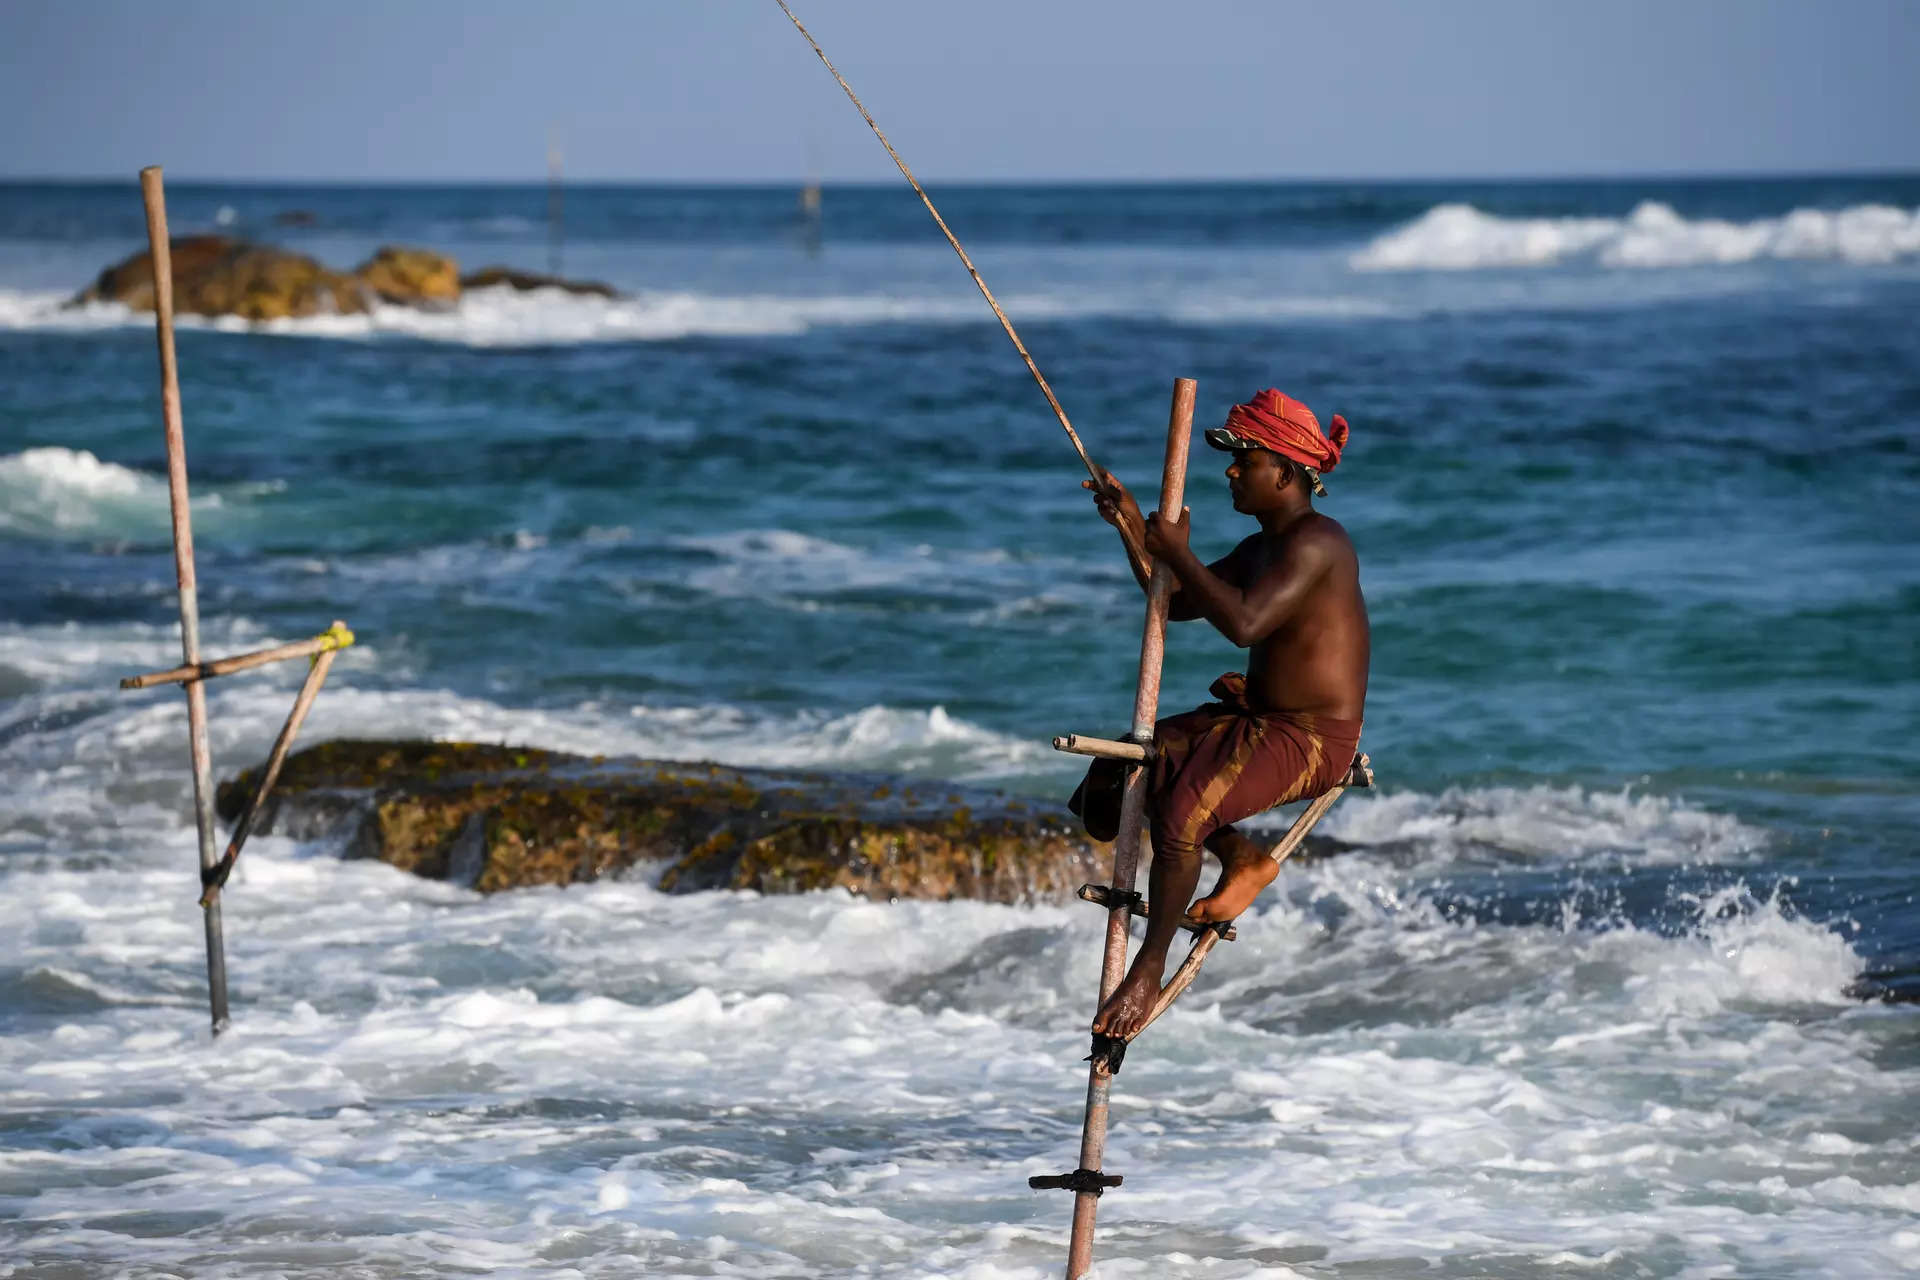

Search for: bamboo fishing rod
xmin=774 ymin=0 xmax=1151 ymax=571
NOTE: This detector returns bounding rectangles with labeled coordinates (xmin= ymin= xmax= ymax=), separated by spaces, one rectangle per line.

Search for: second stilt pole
xmin=1061 ymin=377 xmax=1195 ymax=1278
xmin=141 ymin=165 xmax=230 ymax=1036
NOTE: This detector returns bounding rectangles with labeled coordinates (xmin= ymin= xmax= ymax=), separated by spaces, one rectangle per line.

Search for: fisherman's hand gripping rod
xmin=774 ymin=0 xmax=1152 ymax=577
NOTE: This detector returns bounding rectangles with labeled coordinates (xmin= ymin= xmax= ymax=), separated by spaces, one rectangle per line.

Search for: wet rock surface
xmin=72 ymin=240 xmax=628 ymax=321
xmin=217 ymin=739 xmax=1111 ymax=903
xmin=460 ymin=265 xmax=619 ymax=298
xmin=74 ymin=236 xmax=369 ymax=320
xmin=354 ymin=246 xmax=461 ymax=307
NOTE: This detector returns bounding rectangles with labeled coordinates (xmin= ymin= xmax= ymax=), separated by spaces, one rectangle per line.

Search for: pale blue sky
xmin=4 ymin=0 xmax=1915 ymax=182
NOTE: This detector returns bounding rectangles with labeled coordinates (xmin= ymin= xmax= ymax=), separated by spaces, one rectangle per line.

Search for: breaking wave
xmin=0 ymin=446 xmax=278 ymax=540
xmin=1352 ymin=200 xmax=1920 ymax=271
xmin=0 ymin=447 xmax=166 ymax=537
xmin=0 ymin=282 xmax=1396 ymax=347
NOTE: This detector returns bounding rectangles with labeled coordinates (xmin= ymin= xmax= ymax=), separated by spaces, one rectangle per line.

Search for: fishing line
xmin=774 ymin=1 xmax=1150 ymax=565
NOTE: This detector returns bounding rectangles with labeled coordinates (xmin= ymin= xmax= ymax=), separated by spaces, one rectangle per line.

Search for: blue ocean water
xmin=2 ymin=176 xmax=1918 ymax=1276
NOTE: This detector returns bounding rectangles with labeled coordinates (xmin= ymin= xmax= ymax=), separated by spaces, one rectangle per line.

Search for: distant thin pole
xmin=547 ymin=132 xmax=564 ymax=278
xmin=773 ymin=1 xmax=1149 ymax=570
xmin=139 ymin=165 xmax=231 ymax=1036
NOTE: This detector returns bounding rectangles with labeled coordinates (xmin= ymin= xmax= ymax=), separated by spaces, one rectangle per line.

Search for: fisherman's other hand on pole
xmin=1143 ymin=507 xmax=1191 ymax=560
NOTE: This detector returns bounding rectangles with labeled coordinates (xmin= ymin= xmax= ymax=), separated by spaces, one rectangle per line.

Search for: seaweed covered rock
xmin=217 ymin=738 xmax=1106 ymax=903
xmin=73 ymin=236 xmax=368 ymax=320
xmin=354 ymin=246 xmax=462 ymax=307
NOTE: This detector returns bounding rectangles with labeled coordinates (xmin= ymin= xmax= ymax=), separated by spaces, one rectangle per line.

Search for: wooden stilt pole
xmin=1056 ymin=378 xmax=1194 ymax=1279
xmin=140 ymin=166 xmax=230 ymax=1036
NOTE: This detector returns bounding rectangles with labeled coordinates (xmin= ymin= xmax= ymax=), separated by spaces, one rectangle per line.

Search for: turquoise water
xmin=2 ymin=177 xmax=1918 ymax=1276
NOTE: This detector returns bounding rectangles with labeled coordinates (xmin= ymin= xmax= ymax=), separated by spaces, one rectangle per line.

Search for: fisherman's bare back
xmin=1080 ymin=404 xmax=1369 ymax=1041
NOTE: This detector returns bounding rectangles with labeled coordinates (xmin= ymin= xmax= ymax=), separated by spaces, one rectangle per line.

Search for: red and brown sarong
xmin=1071 ymin=673 xmax=1362 ymax=856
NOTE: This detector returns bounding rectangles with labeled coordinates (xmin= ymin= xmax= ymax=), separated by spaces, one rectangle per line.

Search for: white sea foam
xmin=0 ymin=807 xmax=1892 ymax=1277
xmin=0 ymin=283 xmax=1012 ymax=346
xmin=0 ymin=280 xmax=1397 ymax=348
xmin=1319 ymin=782 xmax=1766 ymax=865
xmin=0 ymin=617 xmax=280 ymax=691
xmin=1615 ymin=885 xmax=1862 ymax=1013
xmin=1353 ymin=200 xmax=1920 ymax=271
xmin=0 ymin=623 xmax=1895 ymax=1276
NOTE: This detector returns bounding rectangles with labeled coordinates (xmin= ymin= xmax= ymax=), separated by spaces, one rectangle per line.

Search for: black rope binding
xmin=1076 ymin=883 xmax=1143 ymax=913
xmin=1028 ymin=1167 xmax=1123 ymax=1195
xmin=201 ymin=852 xmax=236 ymax=891
xmin=1086 ymin=1033 xmax=1128 ymax=1074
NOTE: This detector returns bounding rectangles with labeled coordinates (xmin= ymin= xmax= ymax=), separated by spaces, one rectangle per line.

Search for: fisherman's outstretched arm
xmin=1145 ymin=511 xmax=1332 ymax=646
xmin=1085 ymin=470 xmax=1156 ymax=594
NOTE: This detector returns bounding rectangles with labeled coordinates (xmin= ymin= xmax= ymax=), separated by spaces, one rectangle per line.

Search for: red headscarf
xmin=1221 ymin=389 xmax=1349 ymax=476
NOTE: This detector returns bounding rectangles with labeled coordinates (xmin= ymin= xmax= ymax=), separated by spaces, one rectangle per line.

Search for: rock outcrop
xmin=216 ymin=739 xmax=1114 ymax=903
xmin=73 ymin=240 xmax=632 ymax=321
xmin=354 ymin=246 xmax=462 ymax=307
xmin=73 ymin=236 xmax=369 ymax=321
xmin=461 ymin=265 xmax=618 ymax=298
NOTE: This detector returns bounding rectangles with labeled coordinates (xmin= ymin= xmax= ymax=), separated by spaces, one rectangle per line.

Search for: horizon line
xmin=3 ymin=165 xmax=1918 ymax=189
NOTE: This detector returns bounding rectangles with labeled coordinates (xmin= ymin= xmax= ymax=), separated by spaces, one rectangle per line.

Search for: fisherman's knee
xmin=1149 ymin=810 xmax=1206 ymax=867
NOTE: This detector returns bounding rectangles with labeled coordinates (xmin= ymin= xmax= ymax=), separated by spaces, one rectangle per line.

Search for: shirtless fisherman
xmin=1076 ymin=389 xmax=1370 ymax=1041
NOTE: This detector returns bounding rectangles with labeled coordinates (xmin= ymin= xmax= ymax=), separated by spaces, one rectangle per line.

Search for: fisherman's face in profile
xmin=1225 ymin=447 xmax=1296 ymax=514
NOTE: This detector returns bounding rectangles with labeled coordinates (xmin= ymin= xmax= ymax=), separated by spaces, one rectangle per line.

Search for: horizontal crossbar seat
xmin=1056 ymin=734 xmax=1373 ymax=792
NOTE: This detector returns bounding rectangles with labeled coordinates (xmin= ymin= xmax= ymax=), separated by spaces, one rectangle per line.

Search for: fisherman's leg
xmin=1188 ymin=716 xmax=1325 ymax=922
xmin=1090 ymin=816 xmax=1206 ymax=1040
xmin=1090 ymin=740 xmax=1221 ymax=1043
xmin=1188 ymin=823 xmax=1281 ymax=922
xmin=1085 ymin=705 xmax=1239 ymax=1036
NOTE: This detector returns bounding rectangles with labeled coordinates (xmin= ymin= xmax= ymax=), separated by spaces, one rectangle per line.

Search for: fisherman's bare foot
xmin=1090 ymin=963 xmax=1163 ymax=1040
xmin=1188 ymin=837 xmax=1279 ymax=923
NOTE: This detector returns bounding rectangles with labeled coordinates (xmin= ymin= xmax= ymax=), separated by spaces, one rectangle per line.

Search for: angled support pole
xmin=140 ymin=165 xmax=229 ymax=1036
xmin=1036 ymin=378 xmax=1193 ymax=1280
xmin=199 ymin=625 xmax=348 ymax=908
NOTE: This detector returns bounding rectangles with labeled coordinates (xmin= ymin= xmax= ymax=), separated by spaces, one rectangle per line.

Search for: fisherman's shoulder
xmin=1254 ymin=514 xmax=1355 ymax=583
xmin=1303 ymin=510 xmax=1356 ymax=551
xmin=1268 ymin=511 xmax=1353 ymax=556
xmin=1226 ymin=531 xmax=1266 ymax=559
